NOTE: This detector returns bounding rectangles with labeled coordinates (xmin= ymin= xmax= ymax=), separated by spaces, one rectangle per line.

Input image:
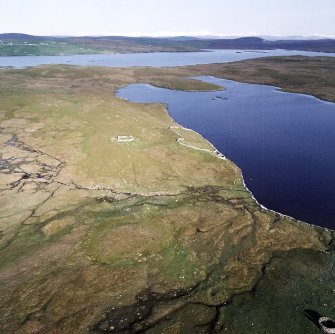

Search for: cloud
xmin=45 ymin=31 xmax=335 ymax=39
xmin=91 ymin=30 xmax=213 ymax=37
xmin=68 ymin=30 xmax=262 ymax=38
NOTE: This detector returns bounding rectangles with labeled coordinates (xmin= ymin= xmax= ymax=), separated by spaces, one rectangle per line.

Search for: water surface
xmin=1 ymin=49 xmax=334 ymax=68
xmin=117 ymin=77 xmax=335 ymax=229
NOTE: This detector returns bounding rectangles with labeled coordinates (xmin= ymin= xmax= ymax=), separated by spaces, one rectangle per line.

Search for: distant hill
xmin=0 ymin=33 xmax=45 ymax=40
xmin=0 ymin=34 xmax=334 ymax=55
xmin=265 ymin=38 xmax=335 ymax=52
xmin=180 ymin=37 xmax=335 ymax=52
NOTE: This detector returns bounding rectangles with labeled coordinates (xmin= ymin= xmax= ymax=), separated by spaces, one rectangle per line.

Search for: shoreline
xmin=173 ymin=120 xmax=333 ymax=232
xmin=117 ymin=85 xmax=333 ymax=233
xmin=118 ymin=89 xmax=301 ymax=225
xmin=169 ymin=118 xmax=319 ymax=227
xmin=116 ymin=74 xmax=335 ymax=232
xmin=1 ymin=50 xmax=335 ymax=70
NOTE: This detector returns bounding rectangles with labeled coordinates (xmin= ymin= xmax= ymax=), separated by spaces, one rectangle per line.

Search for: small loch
xmin=118 ymin=76 xmax=335 ymax=229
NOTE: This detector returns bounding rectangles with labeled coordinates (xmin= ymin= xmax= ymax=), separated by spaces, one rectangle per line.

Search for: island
xmin=0 ymin=56 xmax=334 ymax=333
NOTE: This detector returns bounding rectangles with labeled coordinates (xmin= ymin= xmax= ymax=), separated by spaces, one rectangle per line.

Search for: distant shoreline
xmin=1 ymin=34 xmax=334 ymax=56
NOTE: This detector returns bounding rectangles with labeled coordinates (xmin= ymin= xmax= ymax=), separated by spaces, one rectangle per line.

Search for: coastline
xmin=118 ymin=87 xmax=333 ymax=232
xmin=167 ymin=110 xmax=329 ymax=232
xmin=117 ymin=74 xmax=335 ymax=231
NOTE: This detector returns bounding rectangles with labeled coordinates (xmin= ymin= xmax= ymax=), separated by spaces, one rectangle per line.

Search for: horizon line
xmin=0 ymin=32 xmax=334 ymax=39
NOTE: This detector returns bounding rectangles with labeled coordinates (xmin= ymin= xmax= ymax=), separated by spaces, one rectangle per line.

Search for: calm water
xmin=118 ymin=77 xmax=335 ymax=229
xmin=1 ymin=49 xmax=335 ymax=68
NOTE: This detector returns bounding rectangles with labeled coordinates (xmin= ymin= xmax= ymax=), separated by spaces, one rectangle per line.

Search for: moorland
xmin=0 ymin=56 xmax=334 ymax=333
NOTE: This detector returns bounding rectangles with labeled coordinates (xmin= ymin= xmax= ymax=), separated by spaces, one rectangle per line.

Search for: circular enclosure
xmin=319 ymin=317 xmax=335 ymax=334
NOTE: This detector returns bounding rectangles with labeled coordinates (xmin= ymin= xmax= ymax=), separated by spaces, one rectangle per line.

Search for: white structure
xmin=319 ymin=317 xmax=335 ymax=334
xmin=116 ymin=135 xmax=134 ymax=142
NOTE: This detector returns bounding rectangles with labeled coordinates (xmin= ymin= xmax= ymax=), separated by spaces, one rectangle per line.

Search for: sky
xmin=0 ymin=0 xmax=334 ymax=37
